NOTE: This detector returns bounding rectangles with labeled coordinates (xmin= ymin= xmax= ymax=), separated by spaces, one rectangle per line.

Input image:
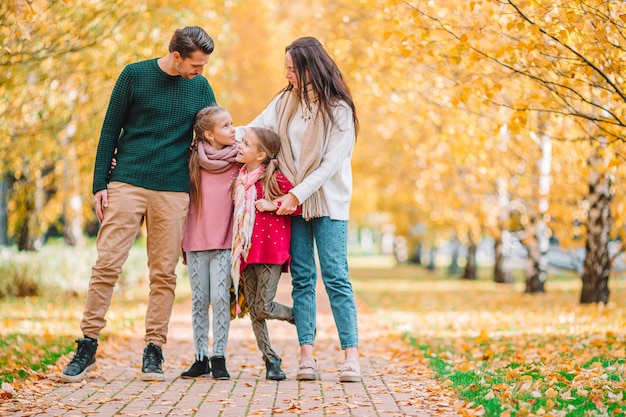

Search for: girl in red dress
xmin=231 ymin=127 xmax=299 ymax=380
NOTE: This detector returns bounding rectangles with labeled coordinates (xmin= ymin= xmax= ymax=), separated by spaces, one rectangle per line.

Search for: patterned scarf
xmin=276 ymin=87 xmax=326 ymax=220
xmin=231 ymin=164 xmax=265 ymax=315
xmin=197 ymin=142 xmax=238 ymax=172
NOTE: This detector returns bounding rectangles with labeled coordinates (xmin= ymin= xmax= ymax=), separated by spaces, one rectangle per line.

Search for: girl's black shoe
xmin=181 ymin=356 xmax=210 ymax=378
xmin=210 ymin=356 xmax=230 ymax=380
xmin=265 ymin=357 xmax=286 ymax=381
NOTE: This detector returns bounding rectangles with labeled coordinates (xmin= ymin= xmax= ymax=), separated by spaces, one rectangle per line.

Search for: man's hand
xmin=94 ymin=189 xmax=108 ymax=223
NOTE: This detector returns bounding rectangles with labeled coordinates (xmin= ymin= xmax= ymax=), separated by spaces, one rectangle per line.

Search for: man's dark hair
xmin=169 ymin=26 xmax=214 ymax=58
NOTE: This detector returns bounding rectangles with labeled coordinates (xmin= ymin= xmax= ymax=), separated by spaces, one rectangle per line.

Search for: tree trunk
xmin=580 ymin=149 xmax=611 ymax=304
xmin=17 ymin=169 xmax=44 ymax=251
xmin=61 ymin=124 xmax=85 ymax=247
xmin=63 ymin=196 xmax=84 ymax=246
xmin=426 ymin=246 xmax=437 ymax=270
xmin=0 ymin=175 xmax=9 ymax=246
xmin=17 ymin=219 xmax=34 ymax=251
xmin=463 ymin=242 xmax=477 ymax=280
xmin=525 ymin=129 xmax=551 ymax=293
xmin=495 ymin=126 xmax=514 ymax=284
xmin=448 ymin=239 xmax=459 ymax=276
xmin=494 ymin=232 xmax=514 ymax=283
xmin=523 ymin=215 xmax=547 ymax=293
xmin=410 ymin=242 xmax=422 ymax=265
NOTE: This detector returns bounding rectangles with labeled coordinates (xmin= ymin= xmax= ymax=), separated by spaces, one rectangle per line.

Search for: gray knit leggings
xmin=186 ymin=249 xmax=232 ymax=360
xmin=241 ymin=264 xmax=294 ymax=362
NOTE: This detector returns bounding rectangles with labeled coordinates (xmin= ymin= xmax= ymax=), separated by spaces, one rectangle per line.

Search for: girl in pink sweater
xmin=180 ymin=106 xmax=241 ymax=379
xmin=232 ymin=127 xmax=298 ymax=380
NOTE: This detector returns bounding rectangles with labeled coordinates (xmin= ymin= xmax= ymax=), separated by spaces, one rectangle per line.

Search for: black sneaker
xmin=60 ymin=337 xmax=98 ymax=383
xmin=181 ymin=356 xmax=210 ymax=379
xmin=141 ymin=343 xmax=164 ymax=381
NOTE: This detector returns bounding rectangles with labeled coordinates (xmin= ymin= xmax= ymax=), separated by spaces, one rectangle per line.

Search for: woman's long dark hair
xmin=284 ymin=37 xmax=359 ymax=139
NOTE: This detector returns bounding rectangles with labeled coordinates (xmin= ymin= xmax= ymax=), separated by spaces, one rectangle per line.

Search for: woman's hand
xmin=108 ymin=157 xmax=117 ymax=176
xmin=275 ymin=192 xmax=300 ymax=216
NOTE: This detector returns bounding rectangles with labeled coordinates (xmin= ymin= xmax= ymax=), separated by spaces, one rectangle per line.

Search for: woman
xmin=237 ymin=36 xmax=360 ymax=382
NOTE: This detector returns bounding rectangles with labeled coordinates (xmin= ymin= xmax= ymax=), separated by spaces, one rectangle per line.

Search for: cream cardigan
xmin=236 ymin=94 xmax=355 ymax=221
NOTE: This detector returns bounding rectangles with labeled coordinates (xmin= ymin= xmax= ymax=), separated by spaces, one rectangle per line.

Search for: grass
xmin=350 ymin=260 xmax=626 ymax=417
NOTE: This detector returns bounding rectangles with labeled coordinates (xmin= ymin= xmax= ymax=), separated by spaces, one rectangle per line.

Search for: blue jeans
xmin=290 ymin=216 xmax=359 ymax=349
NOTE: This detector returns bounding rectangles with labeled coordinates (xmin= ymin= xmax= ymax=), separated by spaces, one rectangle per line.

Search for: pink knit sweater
xmin=181 ymin=163 xmax=241 ymax=253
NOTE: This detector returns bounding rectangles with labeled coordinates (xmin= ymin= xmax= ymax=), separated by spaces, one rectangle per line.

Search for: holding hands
xmin=256 ymin=192 xmax=300 ymax=214
xmin=274 ymin=192 xmax=299 ymax=215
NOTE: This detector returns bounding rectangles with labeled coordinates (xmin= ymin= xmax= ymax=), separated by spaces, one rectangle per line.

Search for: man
xmin=60 ymin=26 xmax=217 ymax=383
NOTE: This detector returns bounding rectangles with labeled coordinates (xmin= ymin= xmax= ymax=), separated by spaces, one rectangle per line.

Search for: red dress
xmin=241 ymin=172 xmax=299 ymax=272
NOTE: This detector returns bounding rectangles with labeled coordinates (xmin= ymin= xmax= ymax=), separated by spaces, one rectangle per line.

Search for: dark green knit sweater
xmin=92 ymin=58 xmax=217 ymax=194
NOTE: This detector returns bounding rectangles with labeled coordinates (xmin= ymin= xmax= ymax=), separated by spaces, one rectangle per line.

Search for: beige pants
xmin=80 ymin=182 xmax=189 ymax=346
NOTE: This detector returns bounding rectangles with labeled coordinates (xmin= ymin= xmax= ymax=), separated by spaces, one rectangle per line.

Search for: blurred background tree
xmin=2 ymin=0 xmax=625 ymax=304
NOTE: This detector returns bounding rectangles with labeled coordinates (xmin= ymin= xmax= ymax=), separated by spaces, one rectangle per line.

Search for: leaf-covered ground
xmin=351 ymin=264 xmax=626 ymax=417
xmin=0 ymin=268 xmax=469 ymax=416
xmin=0 ymin=293 xmax=152 ymax=384
xmin=2 ymin=254 xmax=624 ymax=416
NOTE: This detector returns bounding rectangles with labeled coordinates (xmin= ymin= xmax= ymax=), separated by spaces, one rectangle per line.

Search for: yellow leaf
xmin=456 ymin=362 xmax=474 ymax=371
xmin=608 ymin=391 xmax=623 ymax=403
xmin=545 ymin=388 xmax=558 ymax=398
xmin=561 ymin=389 xmax=574 ymax=400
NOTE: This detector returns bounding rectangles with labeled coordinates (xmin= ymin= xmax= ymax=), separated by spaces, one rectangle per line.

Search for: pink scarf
xmin=197 ymin=142 xmax=238 ymax=173
xmin=231 ymin=164 xmax=266 ymax=315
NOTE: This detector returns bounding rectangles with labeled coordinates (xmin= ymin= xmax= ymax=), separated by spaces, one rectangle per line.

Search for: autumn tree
xmin=1 ymin=0 xmax=225 ymax=249
xmin=4 ymin=0 xmax=625 ymax=310
xmin=387 ymin=0 xmax=626 ymax=303
xmin=1 ymin=0 xmax=130 ymax=249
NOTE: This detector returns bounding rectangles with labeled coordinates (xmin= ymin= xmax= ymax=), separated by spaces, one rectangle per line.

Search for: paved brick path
xmin=2 ymin=278 xmax=470 ymax=416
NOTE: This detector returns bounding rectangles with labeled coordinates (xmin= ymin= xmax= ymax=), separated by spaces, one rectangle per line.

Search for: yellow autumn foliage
xmin=1 ymin=0 xmax=625 ymax=283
